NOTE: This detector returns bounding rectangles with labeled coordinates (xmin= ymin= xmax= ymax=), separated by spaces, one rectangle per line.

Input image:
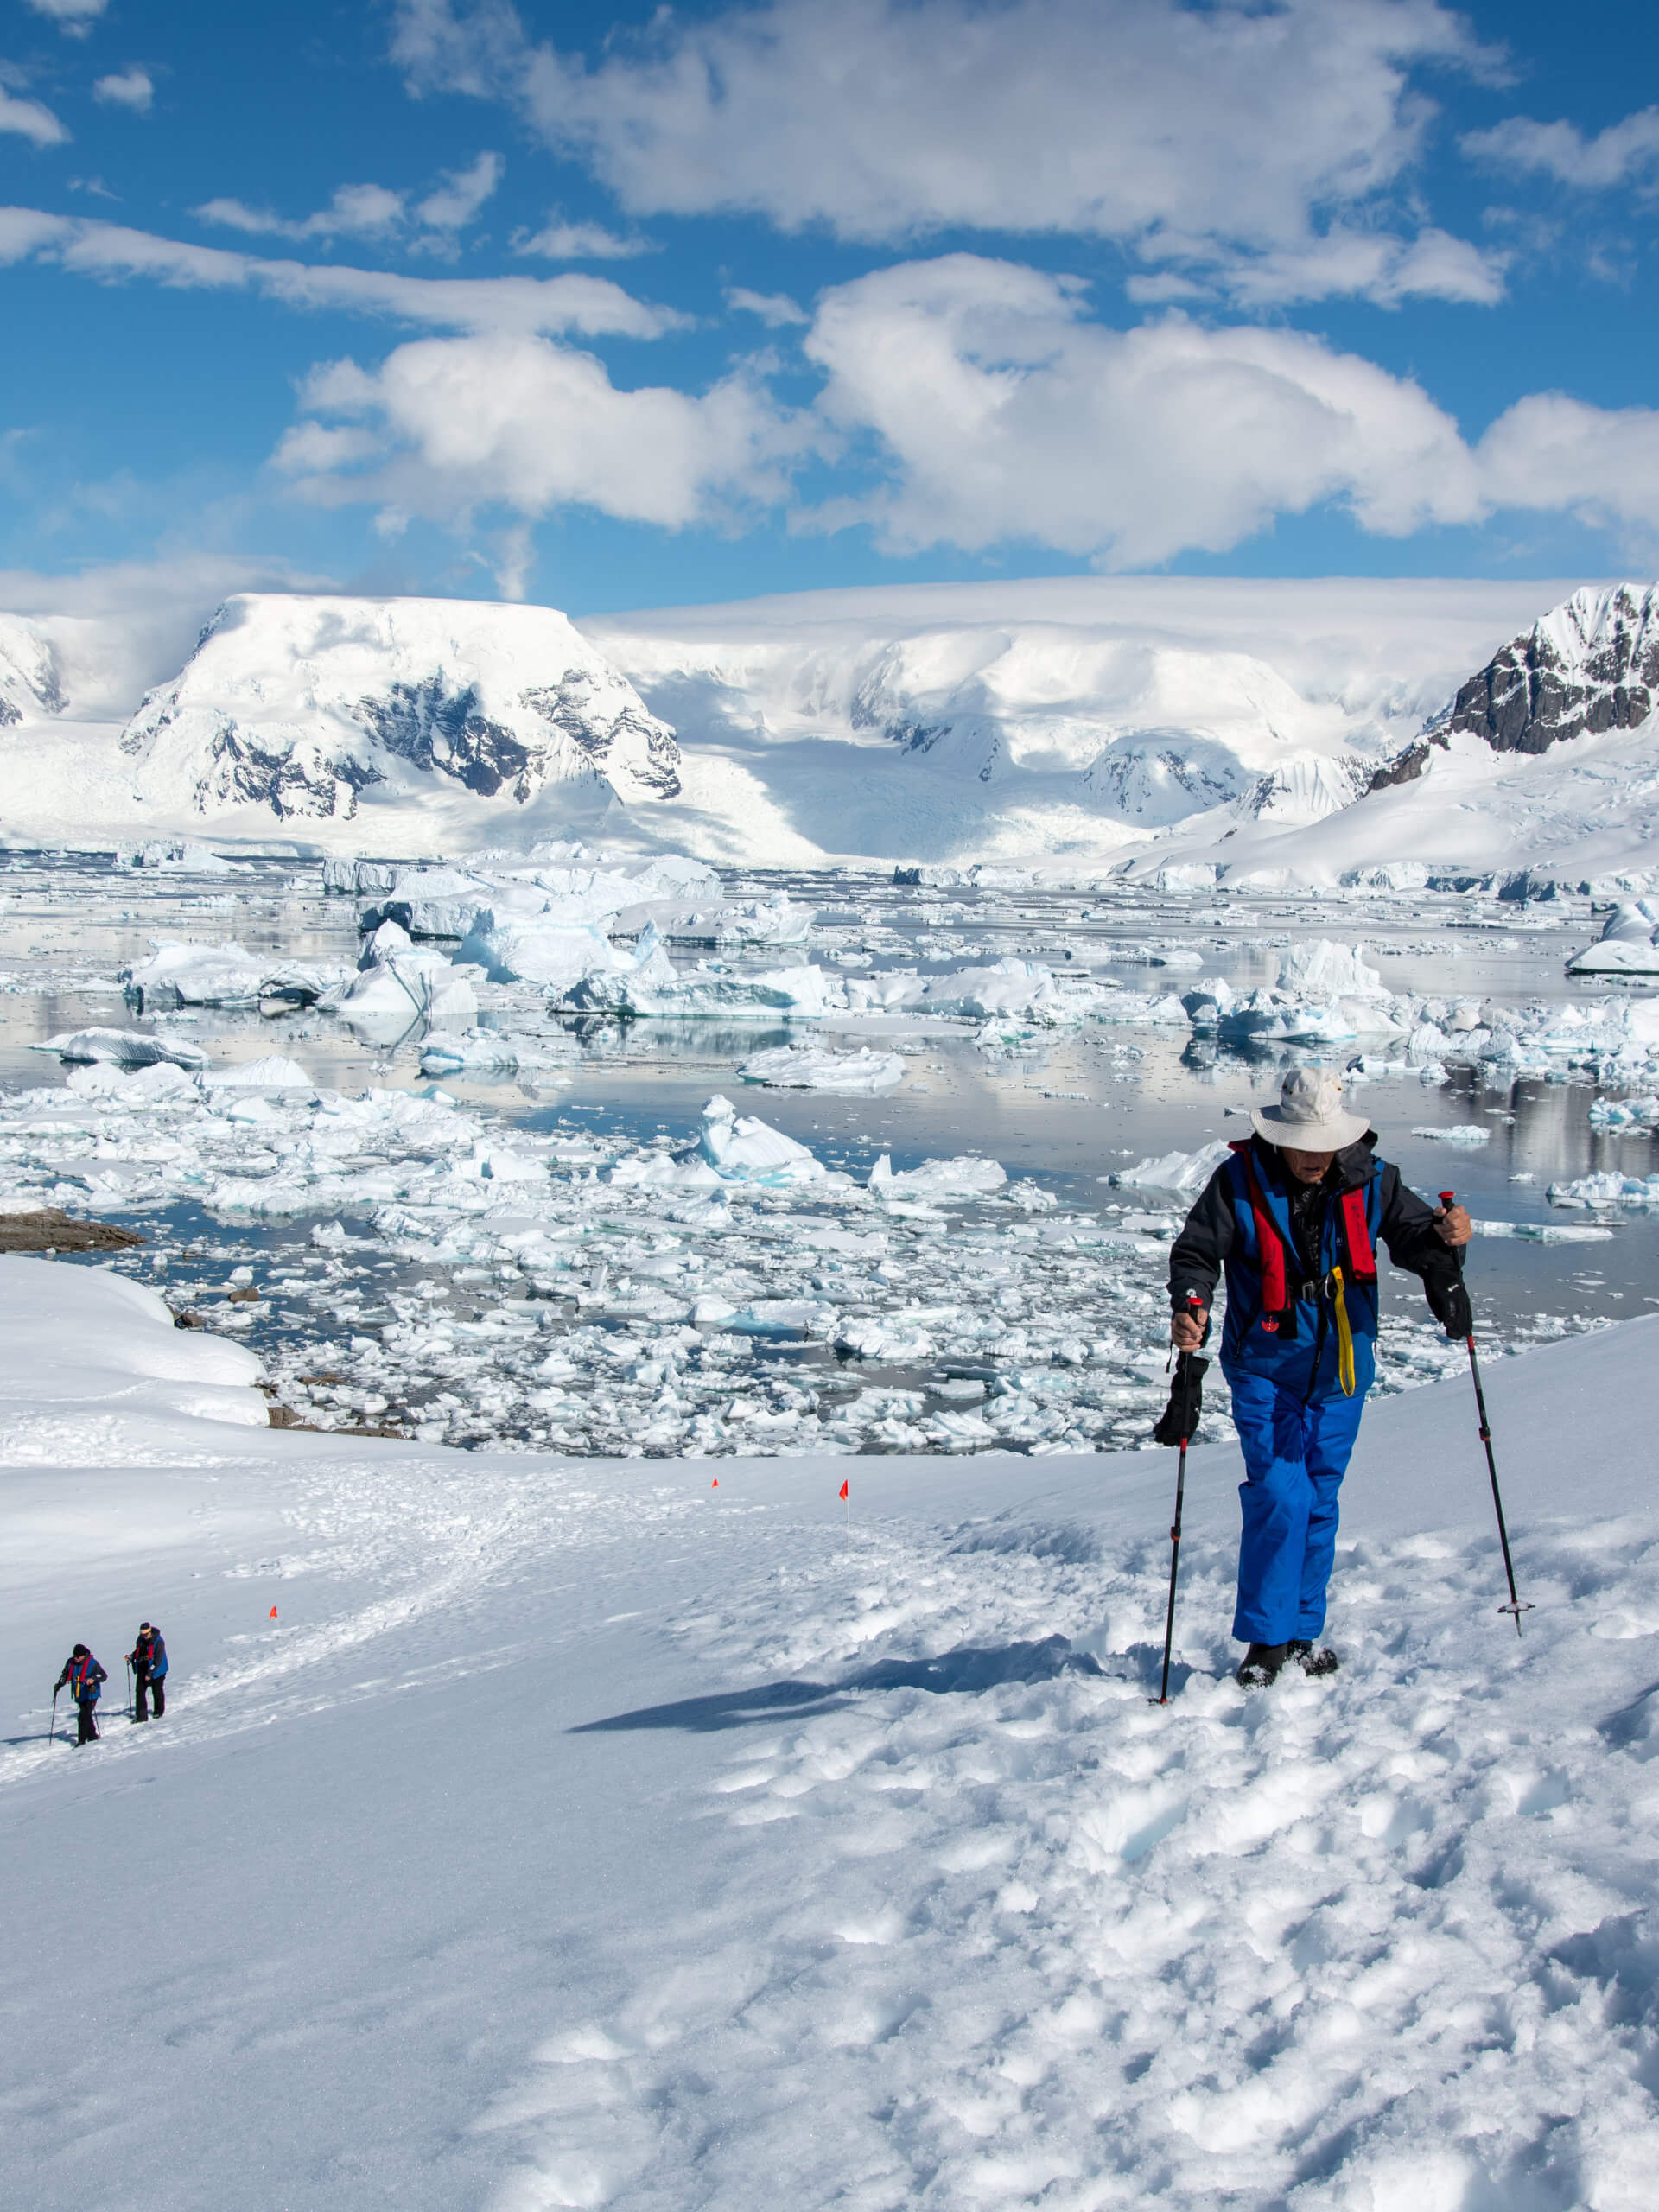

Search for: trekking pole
xmin=1440 ymin=1190 xmax=1532 ymax=1637
xmin=1152 ymin=1299 xmax=1205 ymax=1705
xmin=124 ymin=1658 xmax=133 ymax=1719
xmin=50 ymin=1685 xmax=60 ymax=1743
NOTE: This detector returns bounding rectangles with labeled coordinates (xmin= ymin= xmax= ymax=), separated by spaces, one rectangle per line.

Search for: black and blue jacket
xmin=1169 ymin=1133 xmax=1462 ymax=1397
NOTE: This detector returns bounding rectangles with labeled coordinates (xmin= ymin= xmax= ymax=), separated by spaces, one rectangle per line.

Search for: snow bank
xmin=0 ymin=1255 xmax=266 ymax=1438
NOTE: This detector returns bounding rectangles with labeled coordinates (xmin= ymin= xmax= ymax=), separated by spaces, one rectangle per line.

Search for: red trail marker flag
xmin=838 ymin=1479 xmax=849 ymax=1501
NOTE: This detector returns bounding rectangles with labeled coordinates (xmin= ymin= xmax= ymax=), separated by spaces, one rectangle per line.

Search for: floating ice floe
xmin=34 ymin=1027 xmax=209 ymax=1070
xmin=715 ymin=892 xmax=812 ymax=948
xmin=868 ymin=1153 xmax=1007 ymax=1204
xmin=1567 ymin=899 xmax=1659 ymax=976
xmin=738 ymin=1043 xmax=904 ymax=1094
xmin=1547 ymin=1171 xmax=1659 ymax=1210
xmin=1589 ymin=1094 xmax=1659 ymax=1128
xmin=123 ymin=941 xmax=270 ymax=1012
xmin=1109 ymin=1140 xmax=1231 ymax=1192
xmin=567 ymin=956 xmax=836 ymax=1021
xmin=1409 ymin=1123 xmax=1491 ymax=1145
xmin=1474 ymin=1219 xmax=1613 ymax=1243
xmin=418 ymin=1029 xmax=530 ymax=1076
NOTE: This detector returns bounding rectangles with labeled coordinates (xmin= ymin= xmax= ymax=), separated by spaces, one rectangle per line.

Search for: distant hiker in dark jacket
xmin=1167 ymin=1067 xmax=1472 ymax=1688
xmin=127 ymin=1622 xmax=167 ymax=1721
xmin=55 ymin=1644 xmax=108 ymax=1744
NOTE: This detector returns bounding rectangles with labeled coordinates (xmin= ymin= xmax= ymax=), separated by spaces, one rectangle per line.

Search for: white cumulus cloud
xmin=1476 ymin=392 xmax=1659 ymax=536
xmin=394 ymin=0 xmax=1497 ymax=309
xmin=283 ymin=332 xmax=803 ymax=531
xmin=92 ymin=67 xmax=154 ymax=114
xmin=799 ymin=256 xmax=1482 ymax=564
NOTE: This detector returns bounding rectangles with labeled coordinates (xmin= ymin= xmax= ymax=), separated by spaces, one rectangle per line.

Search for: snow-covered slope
xmin=584 ymin=575 xmax=1569 ymax=868
xmin=6 ymin=1260 xmax=1659 ymax=2208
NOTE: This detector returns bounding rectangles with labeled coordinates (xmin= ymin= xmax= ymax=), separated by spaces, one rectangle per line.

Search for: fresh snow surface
xmin=6 ymin=1258 xmax=1659 ymax=2209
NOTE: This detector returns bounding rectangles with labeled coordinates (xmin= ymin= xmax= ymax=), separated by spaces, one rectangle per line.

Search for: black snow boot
xmin=1287 ymin=1639 xmax=1339 ymax=1677
xmin=1236 ymin=1643 xmax=1289 ymax=1688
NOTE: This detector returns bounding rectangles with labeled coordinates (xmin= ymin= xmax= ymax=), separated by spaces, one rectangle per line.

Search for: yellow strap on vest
xmin=1330 ymin=1265 xmax=1356 ymax=1397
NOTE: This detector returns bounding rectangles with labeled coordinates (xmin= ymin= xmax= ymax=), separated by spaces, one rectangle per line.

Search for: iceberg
xmin=1567 ymin=900 xmax=1659 ymax=976
xmin=1109 ymin=1141 xmax=1231 ymax=1193
xmin=697 ymin=1096 xmax=828 ymax=1188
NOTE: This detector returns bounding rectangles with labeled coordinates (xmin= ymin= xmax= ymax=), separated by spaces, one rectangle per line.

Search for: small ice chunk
xmin=1409 ymin=1124 xmax=1491 ymax=1146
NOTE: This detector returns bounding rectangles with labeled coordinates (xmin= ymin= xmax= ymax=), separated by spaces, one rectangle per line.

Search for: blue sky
xmin=2 ymin=0 xmax=1658 ymax=618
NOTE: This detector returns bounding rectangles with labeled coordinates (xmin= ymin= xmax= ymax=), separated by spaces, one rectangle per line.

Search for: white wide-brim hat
xmin=1250 ymin=1066 xmax=1370 ymax=1151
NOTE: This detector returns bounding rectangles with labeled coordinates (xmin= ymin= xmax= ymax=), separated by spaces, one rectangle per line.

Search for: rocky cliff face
xmin=1435 ymin=583 xmax=1659 ymax=755
xmin=1367 ymin=582 xmax=1659 ymax=790
xmin=118 ymin=595 xmax=683 ymax=823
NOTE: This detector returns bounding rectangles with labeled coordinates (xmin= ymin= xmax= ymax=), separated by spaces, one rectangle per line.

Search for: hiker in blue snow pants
xmin=1166 ymin=1068 xmax=1474 ymax=1688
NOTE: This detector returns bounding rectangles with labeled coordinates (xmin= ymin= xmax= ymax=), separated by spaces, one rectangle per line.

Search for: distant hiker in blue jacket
xmin=1167 ymin=1068 xmax=1472 ymax=1687
xmin=127 ymin=1622 xmax=167 ymax=1721
xmin=54 ymin=1644 xmax=108 ymax=1745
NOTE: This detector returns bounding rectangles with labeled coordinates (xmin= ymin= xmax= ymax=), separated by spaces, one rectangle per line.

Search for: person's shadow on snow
xmin=570 ymin=1634 xmax=1191 ymax=1733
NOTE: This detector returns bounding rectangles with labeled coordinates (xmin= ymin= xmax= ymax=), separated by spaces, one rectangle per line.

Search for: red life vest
xmin=1228 ymin=1140 xmax=1376 ymax=1333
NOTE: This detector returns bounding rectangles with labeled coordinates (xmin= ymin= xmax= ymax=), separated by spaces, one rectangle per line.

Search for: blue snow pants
xmin=1224 ymin=1368 xmax=1369 ymax=1645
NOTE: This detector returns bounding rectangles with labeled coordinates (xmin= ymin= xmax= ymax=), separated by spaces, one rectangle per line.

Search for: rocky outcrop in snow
xmin=1374 ymin=584 xmax=1659 ymax=791
xmin=117 ymin=594 xmax=682 ymax=823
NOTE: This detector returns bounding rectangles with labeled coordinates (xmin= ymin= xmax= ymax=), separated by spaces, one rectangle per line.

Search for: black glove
xmin=1154 ymin=1354 xmax=1208 ymax=1446
xmin=1424 ymin=1269 xmax=1473 ymax=1340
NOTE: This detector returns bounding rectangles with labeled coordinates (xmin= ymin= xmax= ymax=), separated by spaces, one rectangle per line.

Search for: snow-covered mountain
xmin=0 ymin=614 xmax=64 ymax=727
xmin=0 ymin=575 xmax=1626 ymax=868
xmin=582 ymin=575 xmax=1564 ymax=868
xmin=116 ymin=594 xmax=682 ymax=826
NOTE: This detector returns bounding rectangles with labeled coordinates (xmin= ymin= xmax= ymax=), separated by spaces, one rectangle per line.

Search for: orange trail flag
xmin=269 ymin=1606 xmax=278 ymax=1619
xmin=838 ymin=1479 xmax=849 ymax=1501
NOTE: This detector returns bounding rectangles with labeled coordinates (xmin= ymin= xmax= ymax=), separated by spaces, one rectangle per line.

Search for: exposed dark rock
xmin=1367 ymin=733 xmax=1447 ymax=793
xmin=0 ymin=696 xmax=19 ymax=728
xmin=356 ymin=679 xmax=537 ymax=800
xmin=520 ymin=676 xmax=683 ymax=797
xmin=0 ymin=1209 xmax=143 ymax=1252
